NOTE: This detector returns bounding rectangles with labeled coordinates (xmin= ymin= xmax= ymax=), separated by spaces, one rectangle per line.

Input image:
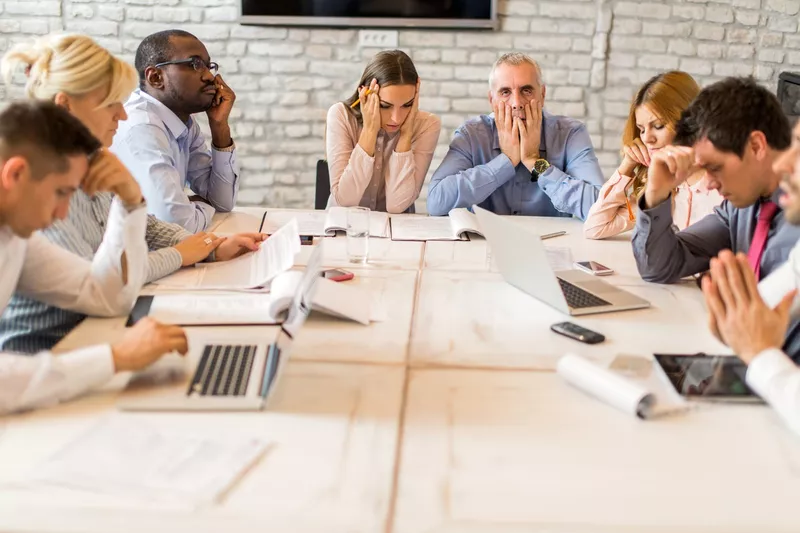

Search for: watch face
xmin=534 ymin=159 xmax=549 ymax=174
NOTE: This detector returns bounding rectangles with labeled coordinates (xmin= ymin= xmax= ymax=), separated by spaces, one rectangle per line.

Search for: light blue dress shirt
xmin=427 ymin=111 xmax=605 ymax=219
xmin=111 ymin=89 xmax=239 ymax=232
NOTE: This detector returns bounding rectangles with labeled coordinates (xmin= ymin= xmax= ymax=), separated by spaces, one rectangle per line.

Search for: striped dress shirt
xmin=0 ymin=190 xmax=192 ymax=353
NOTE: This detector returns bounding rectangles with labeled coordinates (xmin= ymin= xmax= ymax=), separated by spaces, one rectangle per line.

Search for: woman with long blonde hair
xmin=584 ymin=71 xmax=722 ymax=239
xmin=0 ymin=34 xmax=263 ymax=353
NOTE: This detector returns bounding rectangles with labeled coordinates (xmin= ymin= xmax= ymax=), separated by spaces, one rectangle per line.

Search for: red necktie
xmin=747 ymin=200 xmax=779 ymax=280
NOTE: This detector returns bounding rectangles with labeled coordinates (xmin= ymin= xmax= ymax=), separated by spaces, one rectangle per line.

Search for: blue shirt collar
xmin=490 ymin=109 xmax=549 ymax=154
xmin=134 ymin=89 xmax=190 ymax=140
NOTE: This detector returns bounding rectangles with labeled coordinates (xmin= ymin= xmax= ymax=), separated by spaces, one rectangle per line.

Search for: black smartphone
xmin=550 ymin=322 xmax=605 ymax=344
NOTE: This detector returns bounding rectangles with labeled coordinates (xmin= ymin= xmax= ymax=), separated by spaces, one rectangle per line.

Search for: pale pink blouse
xmin=583 ymin=170 xmax=724 ymax=240
xmin=325 ymin=102 xmax=441 ymax=213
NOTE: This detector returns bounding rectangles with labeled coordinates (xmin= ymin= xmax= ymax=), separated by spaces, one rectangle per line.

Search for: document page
xmin=153 ymin=219 xmax=300 ymax=290
xmin=27 ymin=416 xmax=269 ymax=507
xmin=390 ymin=214 xmax=464 ymax=241
xmin=324 ymin=207 xmax=390 ymax=238
xmin=449 ymin=208 xmax=482 ymax=238
xmin=261 ymin=210 xmax=327 ymax=236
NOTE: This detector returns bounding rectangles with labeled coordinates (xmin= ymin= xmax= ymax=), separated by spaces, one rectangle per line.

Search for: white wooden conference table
xmin=0 ymin=208 xmax=796 ymax=533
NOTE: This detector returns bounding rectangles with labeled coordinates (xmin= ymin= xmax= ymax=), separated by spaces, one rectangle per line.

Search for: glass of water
xmin=346 ymin=206 xmax=370 ymax=264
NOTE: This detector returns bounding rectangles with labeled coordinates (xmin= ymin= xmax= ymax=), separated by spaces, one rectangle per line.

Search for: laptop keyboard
xmin=187 ymin=345 xmax=258 ymax=397
xmin=557 ymin=278 xmax=612 ymax=309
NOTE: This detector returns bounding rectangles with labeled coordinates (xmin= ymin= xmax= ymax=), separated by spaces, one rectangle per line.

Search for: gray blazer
xmin=632 ymin=188 xmax=800 ymax=361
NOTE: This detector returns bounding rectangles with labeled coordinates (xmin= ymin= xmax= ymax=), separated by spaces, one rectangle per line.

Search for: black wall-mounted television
xmin=240 ymin=0 xmax=498 ymax=29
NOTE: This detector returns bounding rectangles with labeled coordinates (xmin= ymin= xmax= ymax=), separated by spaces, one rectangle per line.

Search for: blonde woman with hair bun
xmin=2 ymin=33 xmax=138 ymax=147
xmin=0 ymin=34 xmax=265 ymax=353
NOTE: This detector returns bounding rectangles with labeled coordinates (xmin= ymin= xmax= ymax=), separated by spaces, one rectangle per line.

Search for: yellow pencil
xmin=350 ymin=89 xmax=372 ymax=108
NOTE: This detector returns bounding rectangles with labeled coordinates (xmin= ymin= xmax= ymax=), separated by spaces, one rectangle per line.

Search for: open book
xmin=261 ymin=207 xmax=390 ymax=238
xmin=152 ymin=219 xmax=301 ymax=290
xmin=390 ymin=208 xmax=483 ymax=241
xmin=130 ymin=271 xmax=374 ymax=326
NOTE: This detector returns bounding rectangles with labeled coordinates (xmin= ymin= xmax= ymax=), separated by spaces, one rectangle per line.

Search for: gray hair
xmin=489 ymin=52 xmax=544 ymax=88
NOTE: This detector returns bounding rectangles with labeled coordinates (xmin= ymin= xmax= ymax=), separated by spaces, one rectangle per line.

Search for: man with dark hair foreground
xmin=700 ymin=117 xmax=800 ymax=437
xmin=631 ymin=76 xmax=800 ymax=360
xmin=112 ymin=29 xmax=239 ymax=232
xmin=0 ymin=101 xmax=187 ymax=415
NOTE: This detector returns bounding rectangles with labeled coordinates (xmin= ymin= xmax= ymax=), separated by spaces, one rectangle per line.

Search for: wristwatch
xmin=530 ymin=158 xmax=550 ymax=181
xmin=212 ymin=140 xmax=236 ymax=153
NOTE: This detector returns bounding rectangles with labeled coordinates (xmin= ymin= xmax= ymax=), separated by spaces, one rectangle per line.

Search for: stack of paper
xmin=27 ymin=417 xmax=269 ymax=507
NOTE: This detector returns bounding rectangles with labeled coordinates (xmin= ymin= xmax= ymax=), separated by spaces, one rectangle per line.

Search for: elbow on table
xmin=425 ymin=184 xmax=453 ymax=216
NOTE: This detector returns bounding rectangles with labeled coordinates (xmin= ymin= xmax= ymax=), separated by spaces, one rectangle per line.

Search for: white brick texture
xmin=1 ymin=0 xmax=799 ymax=209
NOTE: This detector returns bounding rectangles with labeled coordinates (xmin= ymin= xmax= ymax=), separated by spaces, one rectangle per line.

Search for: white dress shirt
xmin=752 ymin=242 xmax=800 ymax=437
xmin=0 ymin=199 xmax=147 ymax=414
xmin=111 ymin=89 xmax=239 ymax=233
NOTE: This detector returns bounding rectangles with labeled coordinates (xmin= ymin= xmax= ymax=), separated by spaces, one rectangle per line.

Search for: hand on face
xmin=205 ymin=74 xmax=236 ymax=126
xmin=83 ymin=149 xmax=142 ymax=205
xmin=400 ymin=78 xmax=421 ymax=138
xmin=643 ymin=145 xmax=696 ymax=208
xmin=619 ymin=138 xmax=651 ymax=176
xmin=702 ymin=251 xmax=796 ymax=364
xmin=360 ymin=78 xmax=381 ymax=136
xmin=518 ymin=100 xmax=543 ymax=170
xmin=494 ymin=101 xmax=520 ymax=167
xmin=111 ymin=317 xmax=189 ymax=373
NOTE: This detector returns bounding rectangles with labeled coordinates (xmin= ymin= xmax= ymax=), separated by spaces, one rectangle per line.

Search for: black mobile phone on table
xmin=550 ymin=322 xmax=605 ymax=344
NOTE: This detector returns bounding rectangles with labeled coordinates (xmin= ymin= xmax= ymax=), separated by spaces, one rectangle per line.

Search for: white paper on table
xmin=26 ymin=416 xmax=269 ymax=508
xmin=153 ymin=219 xmax=301 ymax=290
xmin=389 ymin=209 xmax=478 ymax=242
xmin=545 ymin=246 xmax=574 ymax=271
xmin=324 ymin=206 xmax=390 ymax=238
xmin=147 ymin=271 xmax=304 ymax=325
xmin=558 ymin=354 xmax=689 ymax=419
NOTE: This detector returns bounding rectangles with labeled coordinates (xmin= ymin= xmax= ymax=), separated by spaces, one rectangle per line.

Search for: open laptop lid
xmin=472 ymin=205 xmax=571 ymax=314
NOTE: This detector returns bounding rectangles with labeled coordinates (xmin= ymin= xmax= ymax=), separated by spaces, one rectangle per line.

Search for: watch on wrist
xmin=122 ymin=198 xmax=146 ymax=213
xmin=530 ymin=158 xmax=550 ymax=181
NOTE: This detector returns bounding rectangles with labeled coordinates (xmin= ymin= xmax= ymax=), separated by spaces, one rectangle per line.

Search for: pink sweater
xmin=325 ymin=102 xmax=441 ymax=213
xmin=583 ymin=171 xmax=724 ymax=240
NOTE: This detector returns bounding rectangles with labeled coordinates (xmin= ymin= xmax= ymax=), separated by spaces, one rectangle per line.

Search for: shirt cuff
xmin=58 ymin=344 xmax=116 ymax=393
xmin=746 ymin=348 xmax=797 ymax=399
xmin=636 ymin=193 xmax=674 ymax=232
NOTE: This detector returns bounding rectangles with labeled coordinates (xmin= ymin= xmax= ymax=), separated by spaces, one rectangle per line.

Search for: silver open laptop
xmin=473 ymin=206 xmax=650 ymax=316
xmin=118 ymin=242 xmax=324 ymax=412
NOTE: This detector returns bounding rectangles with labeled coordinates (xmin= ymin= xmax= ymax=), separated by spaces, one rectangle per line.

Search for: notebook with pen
xmin=117 ymin=241 xmax=325 ymax=412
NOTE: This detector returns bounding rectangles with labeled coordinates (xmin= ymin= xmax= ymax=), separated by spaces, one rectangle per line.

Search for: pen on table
xmin=540 ymin=230 xmax=567 ymax=240
xmin=350 ymin=89 xmax=371 ymax=108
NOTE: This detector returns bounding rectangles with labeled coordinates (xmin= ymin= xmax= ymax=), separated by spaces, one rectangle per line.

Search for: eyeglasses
xmin=154 ymin=57 xmax=219 ymax=74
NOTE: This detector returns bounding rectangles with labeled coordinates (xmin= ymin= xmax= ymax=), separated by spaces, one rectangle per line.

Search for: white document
xmin=557 ymin=354 xmax=688 ymax=419
xmin=391 ymin=208 xmax=482 ymax=241
xmin=27 ymin=416 xmax=269 ymax=507
xmin=154 ymin=219 xmax=301 ymax=290
xmin=147 ymin=272 xmax=372 ymax=326
xmin=261 ymin=208 xmax=389 ymax=238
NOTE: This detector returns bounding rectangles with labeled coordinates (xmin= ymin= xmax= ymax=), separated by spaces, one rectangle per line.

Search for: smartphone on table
xmin=574 ymin=261 xmax=614 ymax=276
xmin=321 ymin=269 xmax=355 ymax=282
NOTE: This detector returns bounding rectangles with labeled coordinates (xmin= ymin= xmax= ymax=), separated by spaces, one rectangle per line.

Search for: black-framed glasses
xmin=154 ymin=57 xmax=218 ymax=74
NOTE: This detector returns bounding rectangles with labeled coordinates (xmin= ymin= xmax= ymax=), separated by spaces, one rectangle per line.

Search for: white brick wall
xmin=1 ymin=0 xmax=799 ymax=209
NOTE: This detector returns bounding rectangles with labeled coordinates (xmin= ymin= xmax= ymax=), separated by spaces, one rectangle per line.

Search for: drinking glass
xmin=346 ymin=206 xmax=370 ymax=263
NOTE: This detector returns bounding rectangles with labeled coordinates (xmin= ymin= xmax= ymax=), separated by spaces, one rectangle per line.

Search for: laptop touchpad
xmin=578 ymin=280 xmax=618 ymax=294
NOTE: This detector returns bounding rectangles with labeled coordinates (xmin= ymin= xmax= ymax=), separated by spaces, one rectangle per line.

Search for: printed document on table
xmin=26 ymin=416 xmax=269 ymax=508
xmin=261 ymin=208 xmax=389 ymax=238
xmin=153 ymin=219 xmax=301 ymax=290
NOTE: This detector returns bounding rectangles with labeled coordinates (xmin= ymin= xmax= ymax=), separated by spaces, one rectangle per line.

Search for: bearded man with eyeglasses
xmin=111 ymin=30 xmax=239 ymax=233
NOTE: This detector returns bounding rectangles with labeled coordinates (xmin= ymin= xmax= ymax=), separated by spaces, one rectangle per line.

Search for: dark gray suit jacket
xmin=632 ymin=188 xmax=800 ymax=362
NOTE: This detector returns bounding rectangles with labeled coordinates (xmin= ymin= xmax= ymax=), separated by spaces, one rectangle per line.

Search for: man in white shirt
xmin=702 ymin=118 xmax=800 ymax=437
xmin=0 ymin=100 xmax=188 ymax=415
xmin=111 ymin=29 xmax=239 ymax=233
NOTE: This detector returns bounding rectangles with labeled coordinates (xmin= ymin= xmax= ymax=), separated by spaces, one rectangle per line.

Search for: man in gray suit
xmin=632 ymin=77 xmax=800 ymax=361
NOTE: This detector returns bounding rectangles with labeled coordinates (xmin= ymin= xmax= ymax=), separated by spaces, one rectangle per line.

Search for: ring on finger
xmin=204 ymin=237 xmax=213 ymax=245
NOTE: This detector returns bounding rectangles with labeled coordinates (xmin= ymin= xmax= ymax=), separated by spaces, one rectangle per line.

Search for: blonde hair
xmin=1 ymin=33 xmax=137 ymax=109
xmin=489 ymin=52 xmax=544 ymax=88
xmin=623 ymin=71 xmax=701 ymax=199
